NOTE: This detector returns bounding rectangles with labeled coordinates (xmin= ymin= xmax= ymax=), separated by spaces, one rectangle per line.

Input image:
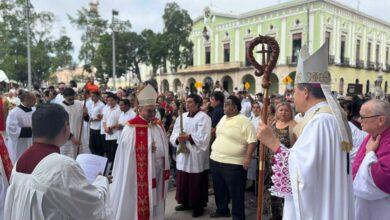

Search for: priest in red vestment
xmin=110 ymin=84 xmax=170 ymax=220
xmin=0 ymin=92 xmax=13 ymax=218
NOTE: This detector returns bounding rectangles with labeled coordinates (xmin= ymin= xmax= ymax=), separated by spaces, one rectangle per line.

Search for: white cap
xmin=137 ymin=84 xmax=157 ymax=106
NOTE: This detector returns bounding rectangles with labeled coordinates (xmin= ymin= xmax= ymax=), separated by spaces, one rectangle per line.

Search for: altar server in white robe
xmin=170 ymin=93 xmax=212 ymax=218
xmin=110 ymin=84 xmax=170 ymax=220
xmin=6 ymin=91 xmax=36 ymax=163
xmin=352 ymin=99 xmax=390 ymax=220
xmin=5 ymin=103 xmax=112 ymax=220
xmin=257 ymin=43 xmax=354 ymax=220
xmin=59 ymin=88 xmax=88 ymax=158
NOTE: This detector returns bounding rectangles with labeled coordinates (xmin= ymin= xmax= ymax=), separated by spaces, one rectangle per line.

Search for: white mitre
xmin=296 ymin=42 xmax=352 ymax=152
xmin=295 ymin=43 xmax=331 ymax=85
xmin=137 ymin=84 xmax=157 ymax=106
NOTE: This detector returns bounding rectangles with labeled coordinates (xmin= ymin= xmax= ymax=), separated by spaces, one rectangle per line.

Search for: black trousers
xmin=106 ymin=140 xmax=118 ymax=163
xmin=89 ymin=129 xmax=104 ymax=156
xmin=210 ymin=159 xmax=247 ymax=220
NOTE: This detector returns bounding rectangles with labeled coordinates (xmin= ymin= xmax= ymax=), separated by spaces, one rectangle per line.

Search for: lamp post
xmin=111 ymin=10 xmax=119 ymax=89
xmin=25 ymin=0 xmax=32 ymax=91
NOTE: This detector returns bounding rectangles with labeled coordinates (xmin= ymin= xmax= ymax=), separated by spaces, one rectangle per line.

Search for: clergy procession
xmin=4 ymin=0 xmax=390 ymax=218
xmin=0 ymin=35 xmax=388 ymax=220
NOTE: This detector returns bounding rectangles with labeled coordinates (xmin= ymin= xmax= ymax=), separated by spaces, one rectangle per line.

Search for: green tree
xmin=51 ymin=35 xmax=74 ymax=70
xmin=0 ymin=0 xmax=57 ymax=85
xmin=93 ymin=31 xmax=146 ymax=83
xmin=162 ymin=2 xmax=193 ymax=72
xmin=68 ymin=7 xmax=108 ymax=73
xmin=31 ymin=40 xmax=52 ymax=84
xmin=141 ymin=29 xmax=168 ymax=77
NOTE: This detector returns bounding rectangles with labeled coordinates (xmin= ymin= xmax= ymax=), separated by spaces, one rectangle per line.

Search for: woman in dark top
xmin=264 ymin=102 xmax=297 ymax=220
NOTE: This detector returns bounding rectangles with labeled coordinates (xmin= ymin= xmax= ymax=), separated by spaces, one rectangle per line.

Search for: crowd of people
xmin=0 ymin=43 xmax=388 ymax=220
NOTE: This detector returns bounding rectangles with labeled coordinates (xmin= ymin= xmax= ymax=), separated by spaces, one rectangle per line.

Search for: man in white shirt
xmin=238 ymin=91 xmax=252 ymax=118
xmin=88 ymin=92 xmax=105 ymax=156
xmin=51 ymin=82 xmax=65 ymax=104
xmin=100 ymin=93 xmax=110 ymax=155
xmin=117 ymin=99 xmax=136 ymax=136
xmin=5 ymin=104 xmax=111 ymax=220
xmin=102 ymin=93 xmax=121 ymax=163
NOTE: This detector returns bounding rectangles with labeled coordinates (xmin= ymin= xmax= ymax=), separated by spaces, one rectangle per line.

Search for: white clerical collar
xmin=304 ymin=101 xmax=328 ymax=118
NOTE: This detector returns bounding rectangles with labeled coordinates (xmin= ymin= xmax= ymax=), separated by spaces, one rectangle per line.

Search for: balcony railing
xmin=367 ymin=61 xmax=375 ymax=70
xmin=356 ymin=60 xmax=364 ymax=69
xmin=177 ymin=61 xmax=243 ymax=74
xmin=328 ymin=55 xmax=335 ymax=65
xmin=286 ymin=56 xmax=297 ymax=66
xmin=338 ymin=57 xmax=350 ymax=67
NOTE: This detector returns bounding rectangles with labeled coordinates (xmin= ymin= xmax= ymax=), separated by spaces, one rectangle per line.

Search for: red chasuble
xmin=0 ymin=134 xmax=12 ymax=183
xmin=0 ymin=98 xmax=12 ymax=182
xmin=129 ymin=115 xmax=152 ymax=220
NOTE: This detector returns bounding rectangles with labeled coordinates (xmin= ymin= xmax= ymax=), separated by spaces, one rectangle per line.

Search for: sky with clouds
xmin=32 ymin=0 xmax=390 ymax=62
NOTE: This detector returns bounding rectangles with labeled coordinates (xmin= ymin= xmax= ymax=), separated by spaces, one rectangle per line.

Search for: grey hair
xmin=365 ymin=99 xmax=390 ymax=126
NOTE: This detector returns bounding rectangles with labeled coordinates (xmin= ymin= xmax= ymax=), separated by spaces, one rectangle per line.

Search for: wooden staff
xmin=76 ymin=90 xmax=88 ymax=155
xmin=176 ymin=87 xmax=189 ymax=154
xmin=247 ymin=35 xmax=280 ymax=220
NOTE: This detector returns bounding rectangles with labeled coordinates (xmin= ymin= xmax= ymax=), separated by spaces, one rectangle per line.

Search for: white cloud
xmin=31 ymin=0 xmax=390 ymax=62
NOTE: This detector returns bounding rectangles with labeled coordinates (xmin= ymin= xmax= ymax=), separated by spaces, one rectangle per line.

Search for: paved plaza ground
xmin=164 ymin=187 xmax=258 ymax=220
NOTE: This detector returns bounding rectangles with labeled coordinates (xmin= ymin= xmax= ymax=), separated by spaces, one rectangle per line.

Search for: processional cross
xmin=246 ymin=35 xmax=280 ymax=220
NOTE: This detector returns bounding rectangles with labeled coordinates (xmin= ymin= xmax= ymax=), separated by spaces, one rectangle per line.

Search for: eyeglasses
xmin=358 ymin=115 xmax=382 ymax=121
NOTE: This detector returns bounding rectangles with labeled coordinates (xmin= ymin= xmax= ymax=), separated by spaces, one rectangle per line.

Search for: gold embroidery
xmin=293 ymin=106 xmax=332 ymax=138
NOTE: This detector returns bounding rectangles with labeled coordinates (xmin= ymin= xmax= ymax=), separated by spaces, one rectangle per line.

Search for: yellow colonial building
xmin=157 ymin=0 xmax=390 ymax=95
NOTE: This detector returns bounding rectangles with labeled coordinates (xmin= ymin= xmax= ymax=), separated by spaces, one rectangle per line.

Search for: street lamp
xmin=25 ymin=0 xmax=32 ymax=91
xmin=111 ymin=10 xmax=119 ymax=89
xmin=128 ymin=66 xmax=134 ymax=87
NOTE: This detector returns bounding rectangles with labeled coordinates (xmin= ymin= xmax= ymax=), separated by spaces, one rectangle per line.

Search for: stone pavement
xmin=164 ymin=188 xmax=258 ymax=220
